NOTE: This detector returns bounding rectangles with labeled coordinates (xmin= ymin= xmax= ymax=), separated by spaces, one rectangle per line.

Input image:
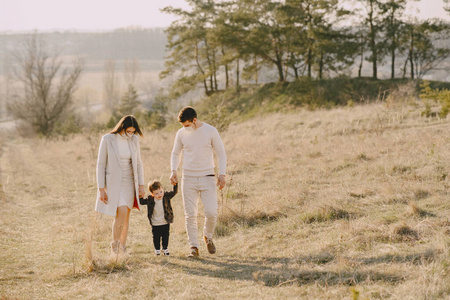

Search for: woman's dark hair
xmin=110 ymin=115 xmax=143 ymax=137
xmin=178 ymin=106 xmax=197 ymax=123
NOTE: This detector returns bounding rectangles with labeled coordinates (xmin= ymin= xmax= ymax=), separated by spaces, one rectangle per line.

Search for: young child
xmin=139 ymin=181 xmax=178 ymax=256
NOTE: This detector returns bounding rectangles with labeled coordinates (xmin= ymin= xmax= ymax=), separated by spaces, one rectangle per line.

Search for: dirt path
xmin=0 ymin=138 xmax=92 ymax=295
xmin=1 ymin=140 xmax=44 ymax=290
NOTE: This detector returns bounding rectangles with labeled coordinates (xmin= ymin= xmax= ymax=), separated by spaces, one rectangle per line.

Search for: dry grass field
xmin=0 ymin=100 xmax=449 ymax=299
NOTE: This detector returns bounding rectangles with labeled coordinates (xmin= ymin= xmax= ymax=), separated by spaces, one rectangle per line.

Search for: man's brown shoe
xmin=188 ymin=247 xmax=199 ymax=257
xmin=204 ymin=236 xmax=216 ymax=254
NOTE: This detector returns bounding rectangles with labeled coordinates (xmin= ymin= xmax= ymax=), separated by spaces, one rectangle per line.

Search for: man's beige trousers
xmin=181 ymin=175 xmax=218 ymax=248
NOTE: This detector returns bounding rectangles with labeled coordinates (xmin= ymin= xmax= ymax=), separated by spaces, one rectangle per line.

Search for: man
xmin=170 ymin=106 xmax=227 ymax=257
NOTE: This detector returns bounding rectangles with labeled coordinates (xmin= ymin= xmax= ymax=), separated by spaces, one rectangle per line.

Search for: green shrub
xmin=420 ymin=81 xmax=450 ymax=118
xmin=302 ymin=206 xmax=350 ymax=223
xmin=53 ymin=114 xmax=83 ymax=137
xmin=106 ymin=115 xmax=120 ymax=129
xmin=193 ymin=78 xmax=450 ymax=125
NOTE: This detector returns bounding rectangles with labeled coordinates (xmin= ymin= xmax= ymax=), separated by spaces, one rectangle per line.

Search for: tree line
xmin=161 ymin=0 xmax=450 ymax=96
xmin=0 ymin=27 xmax=167 ymax=74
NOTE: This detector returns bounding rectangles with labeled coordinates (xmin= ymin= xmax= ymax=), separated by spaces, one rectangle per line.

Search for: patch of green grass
xmin=391 ymin=224 xmax=420 ymax=242
xmin=216 ymin=210 xmax=286 ymax=237
xmin=414 ymin=189 xmax=431 ymax=200
xmin=407 ymin=202 xmax=436 ymax=218
xmin=302 ymin=206 xmax=351 ymax=224
xmin=391 ymin=165 xmax=413 ymax=175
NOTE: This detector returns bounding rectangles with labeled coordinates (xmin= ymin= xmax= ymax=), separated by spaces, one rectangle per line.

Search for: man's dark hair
xmin=148 ymin=180 xmax=162 ymax=193
xmin=178 ymin=106 xmax=197 ymax=123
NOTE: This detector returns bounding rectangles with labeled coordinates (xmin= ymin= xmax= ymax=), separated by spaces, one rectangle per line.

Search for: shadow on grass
xmin=357 ymin=250 xmax=438 ymax=265
xmin=71 ymin=249 xmax=435 ymax=287
xmin=164 ymin=251 xmax=412 ymax=287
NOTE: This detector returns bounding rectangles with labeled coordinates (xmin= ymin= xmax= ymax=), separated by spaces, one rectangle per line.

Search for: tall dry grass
xmin=0 ymin=97 xmax=449 ymax=299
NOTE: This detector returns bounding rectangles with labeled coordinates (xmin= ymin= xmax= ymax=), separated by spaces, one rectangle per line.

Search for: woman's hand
xmin=99 ymin=188 xmax=108 ymax=204
xmin=138 ymin=185 xmax=145 ymax=198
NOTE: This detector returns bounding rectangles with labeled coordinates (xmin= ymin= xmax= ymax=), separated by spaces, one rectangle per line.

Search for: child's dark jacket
xmin=139 ymin=184 xmax=178 ymax=225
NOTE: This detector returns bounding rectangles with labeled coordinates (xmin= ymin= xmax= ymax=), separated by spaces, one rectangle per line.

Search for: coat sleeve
xmin=166 ymin=183 xmax=178 ymax=199
xmin=173 ymin=183 xmax=178 ymax=196
xmin=136 ymin=137 xmax=145 ymax=186
xmin=96 ymin=136 xmax=107 ymax=189
xmin=139 ymin=196 xmax=148 ymax=205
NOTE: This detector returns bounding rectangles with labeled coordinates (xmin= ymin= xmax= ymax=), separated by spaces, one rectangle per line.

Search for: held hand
xmin=170 ymin=170 xmax=178 ymax=185
xmin=99 ymin=188 xmax=108 ymax=204
xmin=217 ymin=175 xmax=226 ymax=190
xmin=138 ymin=185 xmax=145 ymax=198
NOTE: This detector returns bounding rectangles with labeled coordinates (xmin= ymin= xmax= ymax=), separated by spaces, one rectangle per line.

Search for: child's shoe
xmin=163 ymin=249 xmax=170 ymax=256
xmin=155 ymin=249 xmax=161 ymax=256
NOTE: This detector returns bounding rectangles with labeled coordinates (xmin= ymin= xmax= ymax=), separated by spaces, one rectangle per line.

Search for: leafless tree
xmin=0 ymin=54 xmax=13 ymax=120
xmin=123 ymin=58 xmax=140 ymax=86
xmin=8 ymin=33 xmax=82 ymax=136
xmin=103 ymin=59 xmax=120 ymax=111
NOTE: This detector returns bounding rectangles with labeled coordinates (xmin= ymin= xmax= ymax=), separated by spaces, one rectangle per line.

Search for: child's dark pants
xmin=152 ymin=224 xmax=170 ymax=250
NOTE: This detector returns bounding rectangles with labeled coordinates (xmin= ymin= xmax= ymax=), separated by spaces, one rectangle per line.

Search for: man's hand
xmin=217 ymin=175 xmax=226 ymax=190
xmin=138 ymin=185 xmax=145 ymax=198
xmin=99 ymin=188 xmax=108 ymax=204
xmin=170 ymin=170 xmax=178 ymax=185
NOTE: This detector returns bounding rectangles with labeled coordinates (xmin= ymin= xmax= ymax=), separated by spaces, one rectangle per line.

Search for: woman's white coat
xmin=95 ymin=133 xmax=144 ymax=217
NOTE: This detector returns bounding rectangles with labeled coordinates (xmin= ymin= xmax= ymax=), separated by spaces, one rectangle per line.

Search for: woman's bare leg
xmin=119 ymin=207 xmax=131 ymax=247
xmin=113 ymin=206 xmax=129 ymax=243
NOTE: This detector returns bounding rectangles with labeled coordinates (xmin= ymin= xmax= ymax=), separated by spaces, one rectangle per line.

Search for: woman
xmin=95 ymin=115 xmax=145 ymax=254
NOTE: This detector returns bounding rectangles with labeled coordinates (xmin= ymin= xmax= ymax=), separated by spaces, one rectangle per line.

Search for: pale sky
xmin=0 ymin=0 xmax=191 ymax=32
xmin=0 ymin=0 xmax=448 ymax=33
